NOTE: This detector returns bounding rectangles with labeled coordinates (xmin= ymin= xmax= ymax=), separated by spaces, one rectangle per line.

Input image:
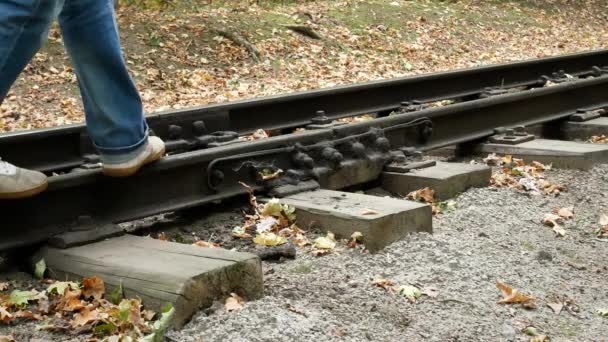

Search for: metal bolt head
xmin=168 ymin=125 xmax=183 ymax=140
xmin=193 ymin=121 xmax=207 ymax=135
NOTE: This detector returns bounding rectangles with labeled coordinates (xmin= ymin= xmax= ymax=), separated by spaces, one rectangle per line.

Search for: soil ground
xmin=0 ymin=1 xmax=607 ymax=341
xmin=1 ymin=0 xmax=607 ymax=131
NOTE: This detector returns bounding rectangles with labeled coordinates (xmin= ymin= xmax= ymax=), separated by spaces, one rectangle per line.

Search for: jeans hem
xmin=95 ymin=128 xmax=149 ymax=156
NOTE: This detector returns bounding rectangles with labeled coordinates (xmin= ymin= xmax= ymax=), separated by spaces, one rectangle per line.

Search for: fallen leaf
xmin=34 ymin=259 xmax=46 ymax=280
xmin=82 ymin=276 xmax=105 ymax=301
xmin=556 ymin=207 xmax=574 ymax=219
xmin=483 ymin=153 xmax=501 ymax=165
xmin=70 ymin=307 xmax=105 ymax=328
xmin=398 ymin=285 xmax=422 ymax=302
xmin=8 ymin=289 xmax=46 ymax=307
xmin=13 ymin=310 xmax=42 ymax=320
xmin=47 ymin=281 xmax=80 ymax=295
xmin=547 ymin=302 xmax=564 ymax=315
xmin=157 ymin=232 xmax=167 ymax=241
xmin=192 ymin=240 xmax=220 ymax=248
xmin=407 ymin=187 xmax=435 ymax=203
xmin=542 ymin=213 xmax=562 ymax=226
xmin=0 ymin=306 xmax=12 ymax=322
xmin=0 ymin=335 xmax=14 ymax=342
xmin=55 ymin=289 xmax=84 ymax=312
xmin=552 ymin=225 xmax=566 ymax=237
xmin=313 ymin=232 xmax=336 ymax=249
xmin=261 ymin=198 xmax=283 ymax=217
xmin=523 ymin=327 xmax=540 ymax=336
xmin=0 ymin=283 xmax=8 ymax=291
xmin=361 ymin=208 xmax=379 ymax=215
xmin=542 ymin=213 xmax=566 ymax=236
xmin=142 ymin=303 xmax=175 ymax=342
xmin=253 ymin=232 xmax=287 ymax=246
xmin=232 ymin=226 xmax=252 ymax=238
xmin=256 ymin=216 xmax=278 ymax=233
xmin=599 ymin=214 xmax=608 ymax=226
xmin=224 ymin=293 xmax=244 ymax=312
xmin=348 ymin=231 xmax=364 ymax=248
xmin=371 ymin=278 xmax=395 ymax=290
xmin=597 ymin=308 xmax=608 ymax=317
xmin=259 ymin=168 xmax=283 ymax=181
xmin=496 ymin=280 xmax=534 ymax=304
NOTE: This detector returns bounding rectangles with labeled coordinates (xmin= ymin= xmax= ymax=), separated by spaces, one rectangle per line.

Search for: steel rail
xmin=1 ymin=75 xmax=607 ymax=251
xmin=0 ymin=49 xmax=607 ymax=172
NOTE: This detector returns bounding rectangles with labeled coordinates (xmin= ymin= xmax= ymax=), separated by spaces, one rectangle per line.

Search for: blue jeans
xmin=0 ymin=0 xmax=148 ymax=157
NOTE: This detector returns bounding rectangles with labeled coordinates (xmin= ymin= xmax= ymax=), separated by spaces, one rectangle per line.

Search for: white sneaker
xmin=102 ymin=136 xmax=165 ymax=177
xmin=0 ymin=159 xmax=48 ymax=199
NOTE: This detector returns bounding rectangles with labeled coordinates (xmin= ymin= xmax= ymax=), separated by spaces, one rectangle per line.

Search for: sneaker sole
xmin=0 ymin=180 xmax=49 ymax=200
xmin=102 ymin=146 xmax=166 ymax=177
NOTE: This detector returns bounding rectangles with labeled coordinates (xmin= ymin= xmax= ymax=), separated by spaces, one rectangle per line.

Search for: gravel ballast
xmin=168 ymin=164 xmax=608 ymax=342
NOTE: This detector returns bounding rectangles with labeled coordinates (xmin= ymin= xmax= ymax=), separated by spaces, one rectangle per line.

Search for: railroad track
xmin=1 ymin=49 xmax=607 ymax=251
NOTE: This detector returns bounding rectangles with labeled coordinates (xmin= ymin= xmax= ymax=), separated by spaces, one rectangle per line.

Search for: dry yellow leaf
xmin=314 ymin=232 xmax=336 ymax=249
xmin=407 ymin=187 xmax=435 ymax=203
xmin=253 ymin=232 xmax=287 ymax=246
xmin=225 ymin=293 xmax=244 ymax=312
xmin=371 ymin=278 xmax=395 ymax=290
xmin=496 ymin=280 xmax=534 ymax=304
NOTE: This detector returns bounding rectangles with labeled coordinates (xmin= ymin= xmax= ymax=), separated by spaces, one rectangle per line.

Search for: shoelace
xmin=0 ymin=158 xmax=17 ymax=175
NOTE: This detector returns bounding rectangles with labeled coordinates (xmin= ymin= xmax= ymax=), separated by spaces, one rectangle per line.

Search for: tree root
xmin=216 ymin=29 xmax=262 ymax=63
xmin=283 ymin=25 xmax=323 ymax=40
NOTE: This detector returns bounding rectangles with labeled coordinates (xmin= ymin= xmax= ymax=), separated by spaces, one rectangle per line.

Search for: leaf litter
xmin=484 ymin=154 xmax=565 ymax=196
xmin=0 ymin=275 xmax=174 ymax=341
xmin=541 ymin=207 xmax=574 ymax=237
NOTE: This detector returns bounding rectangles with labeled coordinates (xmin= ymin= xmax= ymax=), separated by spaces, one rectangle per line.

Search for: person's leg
xmin=0 ymin=0 xmax=61 ymax=199
xmin=58 ymin=0 xmax=164 ymax=177
xmin=0 ymin=0 xmax=62 ymax=99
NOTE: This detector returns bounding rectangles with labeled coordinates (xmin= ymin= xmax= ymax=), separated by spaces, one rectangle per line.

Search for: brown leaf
xmin=0 ymin=306 xmax=13 ymax=322
xmin=70 ymin=307 xmax=105 ymax=328
xmin=372 ymin=278 xmax=395 ymax=291
xmin=82 ymin=276 xmax=105 ymax=301
xmin=407 ymin=187 xmax=435 ymax=203
xmin=55 ymin=289 xmax=84 ymax=312
xmin=496 ymin=280 xmax=534 ymax=304
xmin=225 ymin=293 xmax=244 ymax=312
xmin=13 ymin=310 xmax=43 ymax=320
xmin=157 ymin=232 xmax=167 ymax=241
